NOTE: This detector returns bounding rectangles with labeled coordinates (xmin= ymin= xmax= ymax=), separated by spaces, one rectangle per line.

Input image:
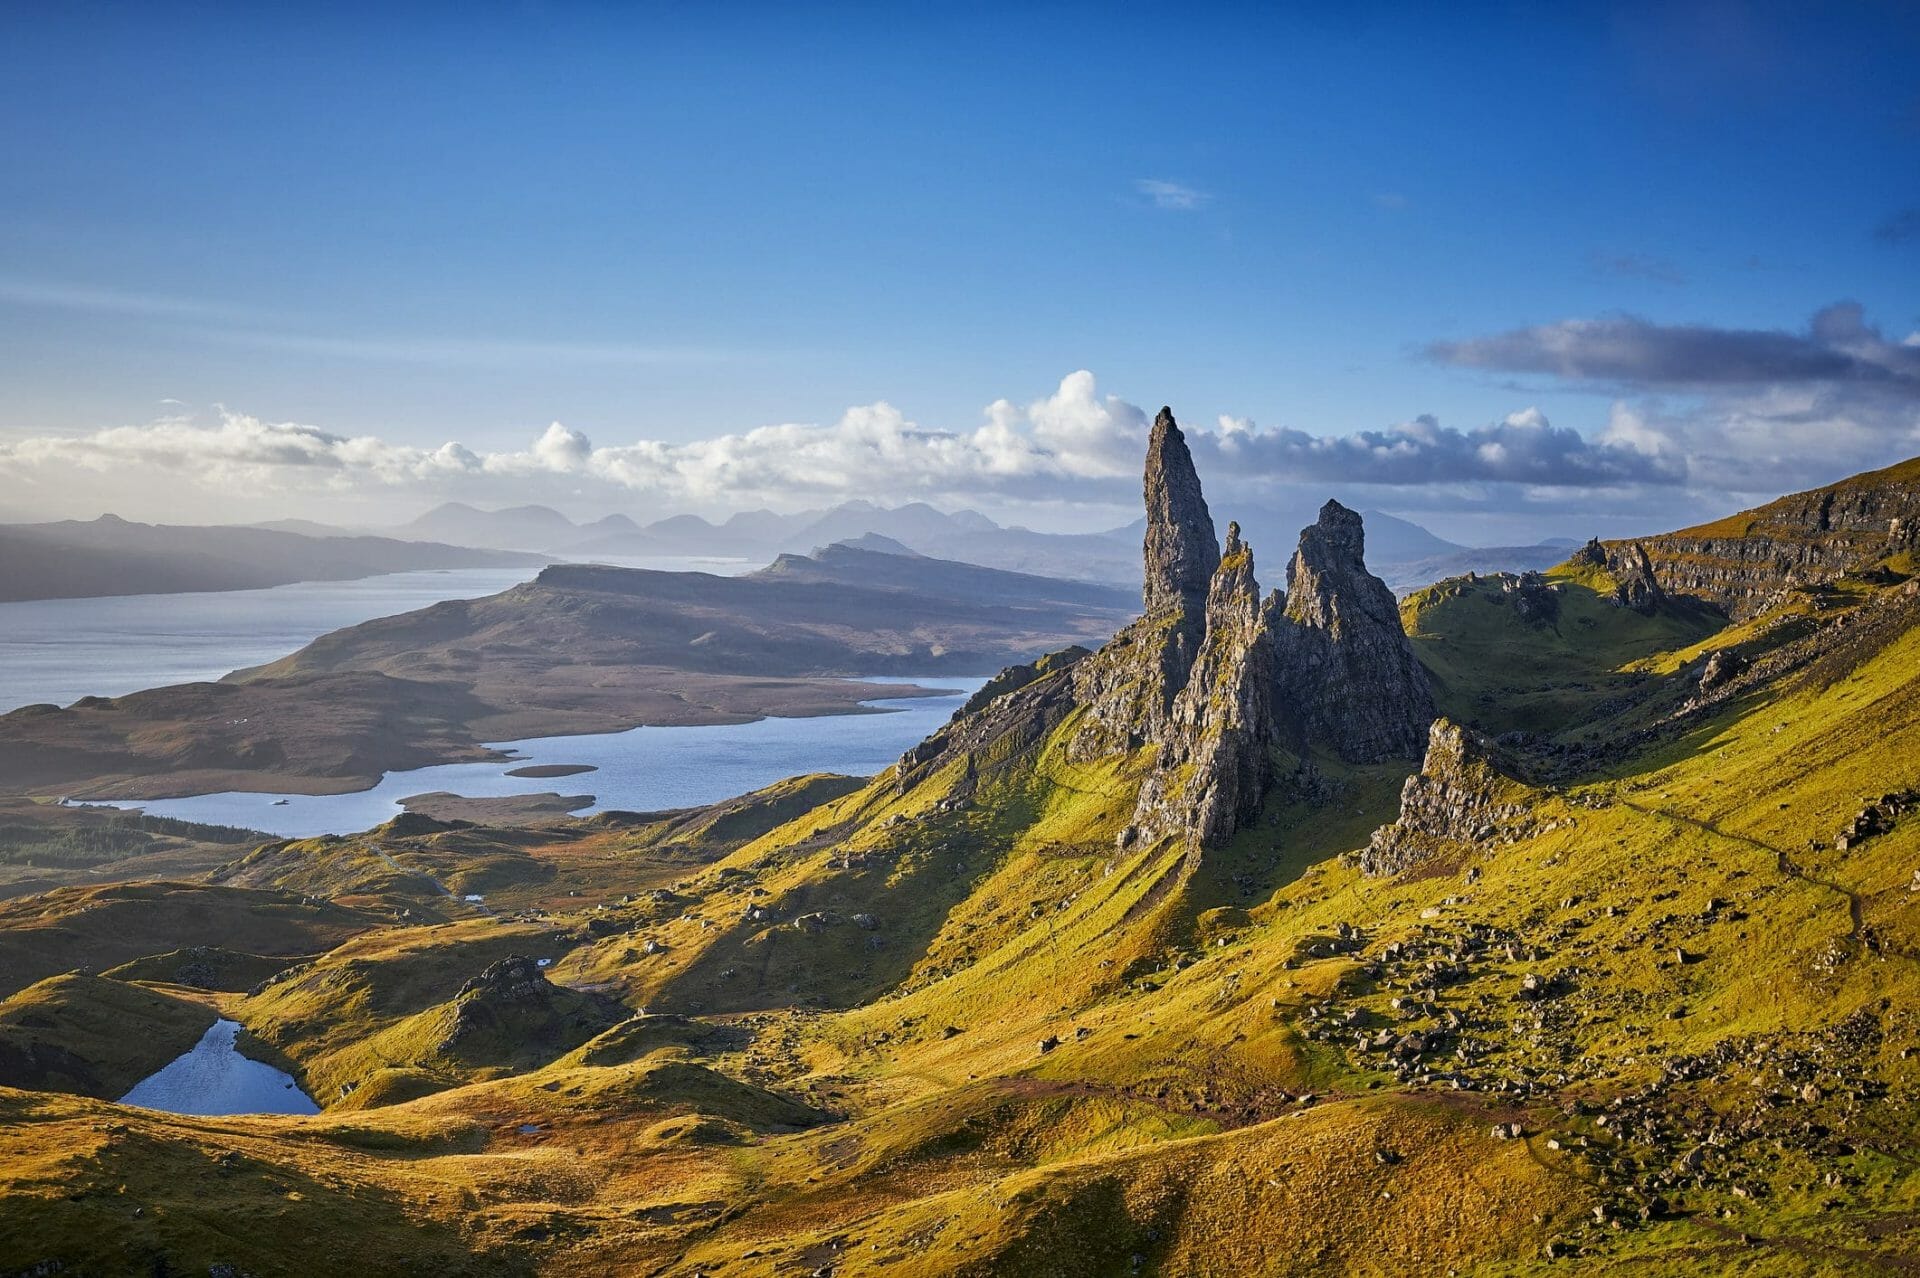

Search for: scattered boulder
xmin=1699 ymin=649 xmax=1748 ymax=691
xmin=1504 ymin=571 xmax=1560 ymax=625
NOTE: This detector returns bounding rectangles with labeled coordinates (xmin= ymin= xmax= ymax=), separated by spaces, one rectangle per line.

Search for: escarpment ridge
xmin=1598 ymin=454 xmax=1920 ymax=619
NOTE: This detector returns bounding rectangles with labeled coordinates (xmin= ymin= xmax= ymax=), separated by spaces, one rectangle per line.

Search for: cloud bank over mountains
xmin=4 ymin=304 xmax=1915 ymax=539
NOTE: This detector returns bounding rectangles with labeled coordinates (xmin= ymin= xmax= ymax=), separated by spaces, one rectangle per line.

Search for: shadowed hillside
xmin=0 ymin=515 xmax=544 ymax=602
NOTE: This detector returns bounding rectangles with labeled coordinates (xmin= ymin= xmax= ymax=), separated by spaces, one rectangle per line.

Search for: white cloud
xmin=1134 ymin=179 xmax=1211 ymax=211
xmin=5 ymin=359 xmax=1914 ymax=537
xmin=0 ymin=371 xmax=1693 ymax=524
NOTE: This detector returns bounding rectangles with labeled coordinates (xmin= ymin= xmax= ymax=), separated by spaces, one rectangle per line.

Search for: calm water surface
xmin=119 ymin=1019 xmax=320 ymax=1116
xmin=95 ymin=680 xmax=985 ymax=838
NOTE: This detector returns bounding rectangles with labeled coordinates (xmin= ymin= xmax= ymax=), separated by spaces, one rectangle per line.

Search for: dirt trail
xmin=1618 ymin=801 xmax=1863 ymax=946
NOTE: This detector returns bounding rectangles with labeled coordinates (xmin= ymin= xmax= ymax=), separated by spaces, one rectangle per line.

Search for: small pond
xmin=119 ymin=1019 xmax=320 ymax=1116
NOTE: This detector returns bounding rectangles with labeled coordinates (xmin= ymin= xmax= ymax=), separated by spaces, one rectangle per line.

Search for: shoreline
xmin=16 ymin=675 xmax=970 ymax=804
xmin=55 ymin=678 xmax=975 ymax=810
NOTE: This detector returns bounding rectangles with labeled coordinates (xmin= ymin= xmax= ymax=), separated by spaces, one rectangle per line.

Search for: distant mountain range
xmin=0 ymin=516 xmax=545 ymax=604
xmin=279 ymin=499 xmax=1580 ymax=594
xmin=0 ymin=498 xmax=1581 ymax=606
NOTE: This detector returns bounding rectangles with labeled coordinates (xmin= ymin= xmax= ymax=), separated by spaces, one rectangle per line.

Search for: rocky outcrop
xmin=455 ymin=956 xmax=554 ymax=1004
xmin=435 ymin=956 xmax=623 ymax=1063
xmin=1606 ymin=543 xmax=1667 ymax=614
xmin=1070 ymin=409 xmax=1221 ymax=757
xmin=1697 ymin=649 xmax=1747 ymax=692
xmin=954 ymin=647 xmax=1090 ymax=719
xmin=1361 ymin=718 xmax=1532 ymax=876
xmin=1504 ymin=571 xmax=1561 ymax=625
xmin=1273 ymin=501 xmax=1435 ymax=763
xmin=896 ymin=648 xmax=1087 ymax=795
xmin=1614 ymin=455 xmax=1920 ymax=619
xmin=1126 ymin=523 xmax=1280 ymax=850
xmin=947 ymin=412 xmax=1435 ymax=854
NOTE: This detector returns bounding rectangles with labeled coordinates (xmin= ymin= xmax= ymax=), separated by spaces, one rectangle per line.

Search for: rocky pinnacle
xmin=1275 ymin=499 xmax=1435 ymax=763
xmin=1127 ymin=519 xmax=1280 ymax=850
xmin=1141 ymin=407 xmax=1220 ymax=618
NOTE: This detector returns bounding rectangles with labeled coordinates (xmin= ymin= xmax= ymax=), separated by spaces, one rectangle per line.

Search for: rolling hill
xmin=2 ymin=423 xmax=1917 ymax=1274
xmin=0 ymin=544 xmax=1136 ymax=799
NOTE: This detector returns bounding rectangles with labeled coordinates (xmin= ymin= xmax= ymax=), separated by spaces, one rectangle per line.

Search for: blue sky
xmin=2 ymin=2 xmax=1916 ymax=542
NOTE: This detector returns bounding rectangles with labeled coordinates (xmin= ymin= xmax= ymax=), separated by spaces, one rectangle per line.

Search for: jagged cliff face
xmin=1126 ymin=522 xmax=1279 ymax=851
xmin=1568 ymin=538 xmax=1668 ymax=613
xmin=1068 ymin=414 xmax=1433 ymax=850
xmin=1610 ymin=456 xmax=1920 ymax=619
xmin=1141 ymin=406 xmax=1221 ymax=619
xmin=1069 ymin=409 xmax=1221 ymax=758
xmin=1273 ymin=501 xmax=1436 ymax=763
xmin=1360 ymin=717 xmax=1532 ymax=877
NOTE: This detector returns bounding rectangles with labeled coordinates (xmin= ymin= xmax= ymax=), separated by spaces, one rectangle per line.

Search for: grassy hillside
xmin=3 ymin=491 xmax=1920 ymax=1272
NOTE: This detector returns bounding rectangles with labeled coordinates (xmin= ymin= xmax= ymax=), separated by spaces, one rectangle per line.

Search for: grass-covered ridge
xmin=5 ymin=469 xmax=1920 ymax=1273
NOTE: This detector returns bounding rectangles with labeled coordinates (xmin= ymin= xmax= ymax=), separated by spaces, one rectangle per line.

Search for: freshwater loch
xmin=119 ymin=1019 xmax=320 ymax=1117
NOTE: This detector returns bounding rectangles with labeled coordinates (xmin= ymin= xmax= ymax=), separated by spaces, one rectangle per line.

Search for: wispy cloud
xmin=0 ymin=276 xmax=761 ymax=368
xmin=0 ymin=278 xmax=255 ymax=322
xmin=1428 ymin=303 xmax=1920 ymax=497
xmin=1427 ymin=303 xmax=1920 ymax=393
xmin=205 ymin=329 xmax=756 ymax=368
xmin=1134 ymin=178 xmax=1211 ymax=211
xmin=1372 ymin=192 xmax=1409 ymax=211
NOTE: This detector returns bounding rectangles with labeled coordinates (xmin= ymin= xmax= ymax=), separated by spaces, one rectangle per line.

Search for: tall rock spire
xmin=1074 ymin=417 xmax=1431 ymax=854
xmin=1068 ymin=406 xmax=1222 ymax=760
xmin=1272 ymin=500 xmax=1434 ymax=762
xmin=1141 ymin=408 xmax=1220 ymax=618
xmin=1126 ymin=520 xmax=1279 ymax=851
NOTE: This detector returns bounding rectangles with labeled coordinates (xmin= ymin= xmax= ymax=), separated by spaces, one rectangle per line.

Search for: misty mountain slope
xmin=0 ymin=516 xmax=543 ymax=603
xmin=373 ymin=494 xmax=1579 ymax=595
xmin=752 ymin=541 xmax=1137 ymax=611
xmin=399 ymin=501 xmax=579 ymax=550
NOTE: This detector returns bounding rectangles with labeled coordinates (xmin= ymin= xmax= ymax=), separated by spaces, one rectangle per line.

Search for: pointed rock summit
xmin=1274 ymin=500 xmax=1434 ymax=763
xmin=1141 ymin=407 xmax=1220 ymax=619
xmin=1068 ymin=408 xmax=1223 ymax=758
